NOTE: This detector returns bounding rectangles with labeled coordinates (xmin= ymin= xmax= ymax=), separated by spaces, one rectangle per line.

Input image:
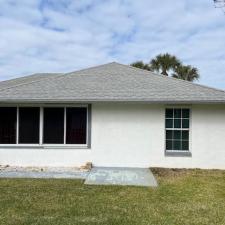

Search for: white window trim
xmin=164 ymin=106 xmax=192 ymax=153
xmin=0 ymin=104 xmax=89 ymax=149
xmin=16 ymin=106 xmax=19 ymax=144
xmin=64 ymin=107 xmax=67 ymax=144
xmin=39 ymin=107 xmax=43 ymax=145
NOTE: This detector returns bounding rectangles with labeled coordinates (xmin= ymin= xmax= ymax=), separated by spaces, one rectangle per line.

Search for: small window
xmin=165 ymin=108 xmax=190 ymax=151
xmin=43 ymin=108 xmax=64 ymax=144
xmin=0 ymin=107 xmax=17 ymax=144
xmin=66 ymin=108 xmax=87 ymax=144
xmin=19 ymin=108 xmax=40 ymax=144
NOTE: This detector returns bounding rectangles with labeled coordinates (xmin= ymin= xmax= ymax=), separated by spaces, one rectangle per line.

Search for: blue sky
xmin=0 ymin=0 xmax=225 ymax=89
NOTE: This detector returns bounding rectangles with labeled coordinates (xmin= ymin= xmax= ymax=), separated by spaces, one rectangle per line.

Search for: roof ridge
xmin=64 ymin=62 xmax=116 ymax=76
xmin=116 ymin=62 xmax=225 ymax=93
xmin=0 ymin=73 xmax=65 ymax=92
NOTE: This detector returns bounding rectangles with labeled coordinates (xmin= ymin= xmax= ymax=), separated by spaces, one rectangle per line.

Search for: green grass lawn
xmin=0 ymin=169 xmax=225 ymax=225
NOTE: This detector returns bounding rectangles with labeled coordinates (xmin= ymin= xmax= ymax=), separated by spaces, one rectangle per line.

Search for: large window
xmin=0 ymin=107 xmax=17 ymax=144
xmin=19 ymin=107 xmax=40 ymax=144
xmin=165 ymin=108 xmax=190 ymax=151
xmin=0 ymin=106 xmax=89 ymax=146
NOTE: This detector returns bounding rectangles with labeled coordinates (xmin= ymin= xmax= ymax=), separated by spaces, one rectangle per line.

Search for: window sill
xmin=0 ymin=144 xmax=90 ymax=150
xmin=165 ymin=151 xmax=192 ymax=157
xmin=43 ymin=145 xmax=89 ymax=149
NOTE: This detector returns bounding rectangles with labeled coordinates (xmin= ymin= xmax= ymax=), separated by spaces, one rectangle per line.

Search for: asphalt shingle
xmin=0 ymin=62 xmax=225 ymax=103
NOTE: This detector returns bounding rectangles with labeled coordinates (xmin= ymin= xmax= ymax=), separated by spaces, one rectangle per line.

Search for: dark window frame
xmin=0 ymin=105 xmax=90 ymax=147
xmin=165 ymin=108 xmax=190 ymax=152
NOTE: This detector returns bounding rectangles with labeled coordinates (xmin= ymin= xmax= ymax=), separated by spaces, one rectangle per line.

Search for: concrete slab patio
xmin=0 ymin=166 xmax=158 ymax=187
xmin=85 ymin=167 xmax=158 ymax=187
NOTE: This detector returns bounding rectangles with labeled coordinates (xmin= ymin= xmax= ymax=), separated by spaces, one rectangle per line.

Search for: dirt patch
xmin=151 ymin=167 xmax=192 ymax=179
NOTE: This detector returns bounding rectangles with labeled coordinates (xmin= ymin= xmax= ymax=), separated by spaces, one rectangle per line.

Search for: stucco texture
xmin=0 ymin=103 xmax=225 ymax=169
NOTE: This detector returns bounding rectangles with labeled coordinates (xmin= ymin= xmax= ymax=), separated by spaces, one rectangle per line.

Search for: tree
xmin=150 ymin=53 xmax=181 ymax=76
xmin=130 ymin=53 xmax=200 ymax=82
xmin=130 ymin=61 xmax=151 ymax=71
xmin=172 ymin=65 xmax=199 ymax=82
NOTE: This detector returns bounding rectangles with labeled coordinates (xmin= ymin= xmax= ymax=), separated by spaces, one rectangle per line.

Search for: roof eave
xmin=0 ymin=99 xmax=225 ymax=105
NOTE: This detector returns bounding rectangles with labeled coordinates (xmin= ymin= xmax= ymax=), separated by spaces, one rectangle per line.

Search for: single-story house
xmin=0 ymin=62 xmax=225 ymax=169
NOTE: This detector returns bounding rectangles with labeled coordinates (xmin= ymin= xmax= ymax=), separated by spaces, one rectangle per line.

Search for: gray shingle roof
xmin=0 ymin=73 xmax=62 ymax=90
xmin=0 ymin=62 xmax=225 ymax=104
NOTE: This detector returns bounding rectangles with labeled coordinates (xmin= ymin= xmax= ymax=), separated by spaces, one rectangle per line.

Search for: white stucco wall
xmin=0 ymin=103 xmax=225 ymax=169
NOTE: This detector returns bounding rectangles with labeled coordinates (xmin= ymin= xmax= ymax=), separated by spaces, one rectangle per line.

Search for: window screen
xmin=0 ymin=106 xmax=89 ymax=146
xmin=165 ymin=108 xmax=190 ymax=151
xmin=66 ymin=107 xmax=87 ymax=144
xmin=0 ymin=107 xmax=17 ymax=144
xmin=43 ymin=108 xmax=64 ymax=144
xmin=19 ymin=107 xmax=40 ymax=144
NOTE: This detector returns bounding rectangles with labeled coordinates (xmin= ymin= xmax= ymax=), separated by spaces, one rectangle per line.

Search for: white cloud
xmin=0 ymin=0 xmax=224 ymax=89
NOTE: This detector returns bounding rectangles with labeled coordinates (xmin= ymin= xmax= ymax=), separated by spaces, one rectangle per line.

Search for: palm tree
xmin=172 ymin=65 xmax=199 ymax=82
xmin=150 ymin=53 xmax=181 ymax=76
xmin=130 ymin=53 xmax=200 ymax=82
xmin=130 ymin=61 xmax=151 ymax=71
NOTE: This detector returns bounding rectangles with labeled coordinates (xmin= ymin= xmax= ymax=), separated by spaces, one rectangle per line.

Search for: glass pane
xmin=166 ymin=140 xmax=172 ymax=150
xmin=166 ymin=130 xmax=173 ymax=139
xmin=182 ymin=119 xmax=189 ymax=128
xmin=182 ymin=130 xmax=189 ymax=140
xmin=174 ymin=119 xmax=181 ymax=128
xmin=182 ymin=109 xmax=190 ymax=118
xmin=173 ymin=140 xmax=181 ymax=150
xmin=166 ymin=119 xmax=173 ymax=128
xmin=66 ymin=108 xmax=87 ymax=144
xmin=43 ymin=108 xmax=64 ymax=144
xmin=0 ymin=107 xmax=17 ymax=144
xmin=166 ymin=109 xmax=173 ymax=118
xmin=174 ymin=109 xmax=181 ymax=118
xmin=173 ymin=130 xmax=181 ymax=140
xmin=19 ymin=108 xmax=40 ymax=144
xmin=182 ymin=141 xmax=189 ymax=150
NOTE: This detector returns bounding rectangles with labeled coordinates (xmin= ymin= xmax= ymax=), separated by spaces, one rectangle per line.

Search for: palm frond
xmin=130 ymin=61 xmax=151 ymax=71
xmin=172 ymin=65 xmax=200 ymax=82
xmin=150 ymin=53 xmax=181 ymax=76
